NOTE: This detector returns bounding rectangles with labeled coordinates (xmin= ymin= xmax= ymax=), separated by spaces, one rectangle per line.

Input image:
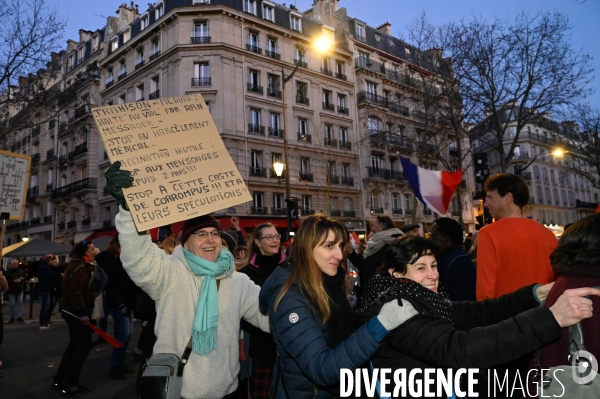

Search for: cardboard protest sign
xmin=0 ymin=150 xmax=31 ymax=220
xmin=92 ymin=94 xmax=251 ymax=231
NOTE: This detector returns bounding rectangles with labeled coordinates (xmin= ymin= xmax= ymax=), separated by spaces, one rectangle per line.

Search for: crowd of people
xmin=1 ymin=166 xmax=599 ymax=399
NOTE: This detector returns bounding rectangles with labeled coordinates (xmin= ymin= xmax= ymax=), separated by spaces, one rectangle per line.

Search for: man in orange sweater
xmin=477 ymin=173 xmax=557 ymax=301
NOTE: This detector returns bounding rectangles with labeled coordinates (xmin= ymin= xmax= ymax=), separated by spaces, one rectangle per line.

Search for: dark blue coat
xmin=259 ymin=265 xmax=387 ymax=399
xmin=437 ymin=245 xmax=476 ymax=301
xmin=38 ymin=261 xmax=62 ymax=293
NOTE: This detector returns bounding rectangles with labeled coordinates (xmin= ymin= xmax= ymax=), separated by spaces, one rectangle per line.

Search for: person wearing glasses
xmin=103 ymin=162 xmax=271 ymax=399
xmin=241 ymin=223 xmax=286 ymax=399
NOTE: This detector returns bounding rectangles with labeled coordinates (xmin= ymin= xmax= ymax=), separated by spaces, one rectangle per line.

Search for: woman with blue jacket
xmin=259 ymin=214 xmax=418 ymax=398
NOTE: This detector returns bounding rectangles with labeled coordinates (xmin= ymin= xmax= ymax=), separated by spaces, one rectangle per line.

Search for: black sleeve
xmin=236 ymin=230 xmax=247 ymax=247
xmin=452 ymin=284 xmax=539 ymax=331
xmin=387 ymin=306 xmax=561 ymax=369
xmin=446 ymin=257 xmax=476 ymax=302
xmin=347 ymin=250 xmax=365 ymax=273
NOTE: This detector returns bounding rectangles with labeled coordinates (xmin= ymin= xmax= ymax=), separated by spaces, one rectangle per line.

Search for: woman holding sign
xmin=104 ymin=161 xmax=270 ymax=399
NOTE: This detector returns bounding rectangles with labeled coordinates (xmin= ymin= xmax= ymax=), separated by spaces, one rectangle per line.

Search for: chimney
xmin=376 ymin=22 xmax=391 ymax=36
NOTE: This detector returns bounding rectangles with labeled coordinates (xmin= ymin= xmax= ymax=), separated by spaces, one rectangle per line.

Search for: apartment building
xmin=472 ymin=110 xmax=600 ymax=226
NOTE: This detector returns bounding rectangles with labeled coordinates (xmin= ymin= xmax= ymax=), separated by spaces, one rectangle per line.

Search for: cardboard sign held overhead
xmin=0 ymin=150 xmax=31 ymax=221
xmin=92 ymin=94 xmax=251 ymax=232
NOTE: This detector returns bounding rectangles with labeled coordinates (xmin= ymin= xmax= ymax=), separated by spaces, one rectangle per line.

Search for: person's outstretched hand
xmin=377 ymin=299 xmax=418 ymax=331
xmin=549 ymin=287 xmax=600 ymax=327
xmin=104 ymin=161 xmax=134 ymax=207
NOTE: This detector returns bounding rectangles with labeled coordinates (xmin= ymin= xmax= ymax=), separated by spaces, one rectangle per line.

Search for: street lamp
xmin=276 ymin=35 xmax=332 ymax=240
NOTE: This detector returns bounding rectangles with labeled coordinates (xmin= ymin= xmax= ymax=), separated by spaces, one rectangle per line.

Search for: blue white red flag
xmin=399 ymin=156 xmax=463 ymax=216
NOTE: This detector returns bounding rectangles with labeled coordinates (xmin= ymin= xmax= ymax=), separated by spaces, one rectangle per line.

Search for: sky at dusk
xmin=52 ymin=0 xmax=600 ymax=110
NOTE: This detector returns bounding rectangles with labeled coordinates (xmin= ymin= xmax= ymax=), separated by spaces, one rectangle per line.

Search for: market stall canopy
xmin=2 ymin=237 xmax=73 ymax=257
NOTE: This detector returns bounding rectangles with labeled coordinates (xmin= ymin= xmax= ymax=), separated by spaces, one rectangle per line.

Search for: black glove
xmin=104 ymin=161 xmax=134 ymax=207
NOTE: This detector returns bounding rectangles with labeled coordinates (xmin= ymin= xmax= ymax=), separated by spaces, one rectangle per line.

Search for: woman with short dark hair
xmin=356 ymin=236 xmax=599 ymax=399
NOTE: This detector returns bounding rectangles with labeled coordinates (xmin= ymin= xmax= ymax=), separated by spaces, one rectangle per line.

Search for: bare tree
xmin=446 ymin=11 xmax=593 ymax=172
xmin=563 ymin=104 xmax=600 ymax=190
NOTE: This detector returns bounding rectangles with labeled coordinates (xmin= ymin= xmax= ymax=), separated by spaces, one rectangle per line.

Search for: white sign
xmin=0 ymin=150 xmax=31 ymax=220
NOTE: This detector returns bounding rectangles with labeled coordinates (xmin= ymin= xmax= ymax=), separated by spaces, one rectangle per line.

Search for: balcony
xmin=247 ymin=83 xmax=263 ymax=95
xmin=267 ymin=87 xmax=282 ymax=98
xmin=392 ymin=208 xmax=403 ymax=215
xmin=322 ymin=102 xmax=335 ymax=111
xmin=576 ymin=200 xmax=598 ymax=209
xmin=246 ymin=44 xmax=262 ymax=54
xmin=302 ymin=208 xmax=316 ymax=215
xmin=271 ymin=207 xmax=287 ymax=215
xmin=118 ymin=70 xmax=127 ymax=80
xmin=31 ymin=153 xmax=40 ymax=165
xmin=249 ymin=167 xmax=267 ymax=177
xmin=335 ymin=72 xmax=347 ymax=81
xmin=149 ymin=90 xmax=160 ymax=100
xmin=73 ymin=142 xmax=88 ymax=157
xmin=337 ymin=106 xmax=349 ymax=115
xmin=46 ymin=183 xmax=53 ymax=193
xmin=58 ymin=154 xmax=68 ymax=167
xmin=265 ymin=50 xmax=281 ymax=60
xmin=103 ymin=220 xmax=113 ymax=228
xmin=329 ymin=210 xmax=341 ymax=217
xmin=43 ymin=215 xmax=53 ymax=224
xmin=191 ymin=77 xmax=212 ymax=86
xmin=58 ymin=122 xmax=69 ymax=135
xmin=512 ymin=152 xmax=530 ymax=161
xmin=366 ymin=167 xmax=405 ymax=182
xmin=270 ymin=169 xmax=286 ymax=179
xmin=251 ymin=207 xmax=268 ymax=215
xmin=192 ymin=36 xmax=211 ymax=44
xmin=341 ymin=176 xmax=354 ymax=185
xmin=57 ymin=222 xmax=65 ymax=231
xmin=299 ymin=172 xmax=314 ymax=182
xmin=296 ymin=94 xmax=309 ymax=105
xmin=343 ymin=210 xmax=356 ymax=217
xmin=135 ymin=59 xmax=145 ymax=70
xmin=412 ymin=110 xmax=437 ymax=124
xmin=370 ymin=207 xmax=384 ymax=214
xmin=327 ymin=175 xmax=340 ymax=184
xmin=320 ymin=68 xmax=333 ymax=76
xmin=27 ymin=186 xmax=39 ymax=198
xmin=324 ymin=137 xmax=337 ymax=147
xmin=339 ymin=141 xmax=352 ymax=150
xmin=67 ymin=220 xmax=77 ymax=228
xmin=51 ymin=178 xmax=97 ymax=200
xmin=81 ymin=218 xmax=91 ymax=227
xmin=297 ymin=133 xmax=312 ymax=143
xmin=105 ymin=78 xmax=114 ymax=88
xmin=248 ymin=124 xmax=265 ymax=135
xmin=149 ymin=50 xmax=161 ymax=61
xmin=355 ymin=58 xmax=424 ymax=91
xmin=293 ymin=59 xmax=308 ymax=68
xmin=269 ymin=127 xmax=284 ymax=138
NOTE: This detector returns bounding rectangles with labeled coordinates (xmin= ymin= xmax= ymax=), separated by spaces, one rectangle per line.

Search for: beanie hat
xmin=180 ymin=215 xmax=221 ymax=245
xmin=41 ymin=254 xmax=55 ymax=263
xmin=221 ymin=229 xmax=239 ymax=250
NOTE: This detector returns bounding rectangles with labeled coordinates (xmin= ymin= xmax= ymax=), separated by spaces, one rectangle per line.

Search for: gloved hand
xmin=104 ymin=161 xmax=134 ymax=207
xmin=376 ymin=299 xmax=418 ymax=331
xmin=119 ymin=305 xmax=129 ymax=316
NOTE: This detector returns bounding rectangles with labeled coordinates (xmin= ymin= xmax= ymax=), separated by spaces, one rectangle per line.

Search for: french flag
xmin=399 ymin=156 xmax=463 ymax=216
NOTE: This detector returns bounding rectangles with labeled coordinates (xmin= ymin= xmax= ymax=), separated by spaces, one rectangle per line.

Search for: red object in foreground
xmin=62 ymin=310 xmax=123 ymax=348
xmin=88 ymin=323 xmax=124 ymax=348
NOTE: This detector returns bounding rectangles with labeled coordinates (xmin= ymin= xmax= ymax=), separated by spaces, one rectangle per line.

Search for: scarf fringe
xmin=192 ymin=327 xmax=218 ymax=355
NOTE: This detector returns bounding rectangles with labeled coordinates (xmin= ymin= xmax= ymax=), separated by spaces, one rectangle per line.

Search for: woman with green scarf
xmin=106 ymin=161 xmax=270 ymax=399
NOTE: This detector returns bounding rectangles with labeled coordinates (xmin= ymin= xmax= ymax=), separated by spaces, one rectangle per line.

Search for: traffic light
xmin=285 ymin=197 xmax=298 ymax=220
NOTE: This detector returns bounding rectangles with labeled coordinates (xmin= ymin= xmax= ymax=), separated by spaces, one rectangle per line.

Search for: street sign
xmin=0 ymin=150 xmax=31 ymax=220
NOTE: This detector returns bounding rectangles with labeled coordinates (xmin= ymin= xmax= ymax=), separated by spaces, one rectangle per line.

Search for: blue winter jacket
xmin=259 ymin=265 xmax=389 ymax=399
xmin=38 ymin=261 xmax=62 ymax=293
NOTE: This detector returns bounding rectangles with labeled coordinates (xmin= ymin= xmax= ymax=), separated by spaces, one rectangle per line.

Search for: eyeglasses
xmin=191 ymin=230 xmax=221 ymax=239
xmin=258 ymin=234 xmax=282 ymax=242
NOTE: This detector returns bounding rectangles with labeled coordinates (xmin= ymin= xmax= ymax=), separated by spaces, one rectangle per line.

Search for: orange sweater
xmin=476 ymin=218 xmax=557 ymax=300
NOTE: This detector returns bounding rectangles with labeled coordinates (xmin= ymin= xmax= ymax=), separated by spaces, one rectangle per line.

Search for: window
xmin=392 ymin=194 xmax=400 ymax=211
xmin=269 ymin=113 xmax=280 ymax=129
xmin=248 ymin=69 xmax=260 ymax=89
xmin=141 ymin=14 xmax=149 ymax=30
xmin=135 ymin=48 xmax=144 ymax=68
xmin=335 ymin=60 xmax=345 ymax=79
xmin=340 ymin=127 xmax=349 ymax=143
xmin=251 ymin=150 xmax=263 ymax=169
xmin=150 ymin=76 xmax=159 ymax=98
xmin=322 ymin=57 xmax=331 ymax=73
xmin=110 ymin=37 xmax=118 ymax=51
xmin=290 ymin=14 xmax=302 ymax=32
xmin=342 ymin=163 xmax=351 ymax=178
xmin=300 ymin=157 xmax=310 ymax=173
xmin=195 ymin=62 xmax=210 ymax=78
xmin=249 ymin=108 xmax=261 ymax=126
xmin=193 ymin=22 xmax=209 ymax=43
xmin=327 ymin=161 xmax=336 ymax=177
xmin=92 ymin=36 xmax=99 ymax=52
xmin=390 ymin=157 xmax=398 ymax=171
xmin=118 ymin=59 xmax=126 ymax=77
xmin=355 ymin=24 xmax=365 ymax=40
xmin=388 ymin=39 xmax=395 ymax=47
xmin=322 ymin=89 xmax=333 ymax=108
xmin=266 ymin=37 xmax=278 ymax=57
xmin=370 ymin=191 xmax=380 ymax=209
xmin=374 ymin=34 xmax=381 ymax=42
xmin=368 ymin=117 xmax=381 ymax=134
xmin=118 ymin=94 xmax=126 ymax=104
xmin=296 ymin=81 xmax=307 ymax=97
xmin=136 ymin=84 xmax=144 ymax=101
xmin=267 ymin=74 xmax=280 ymax=95
xmin=247 ymin=31 xmax=259 ymax=49
xmin=404 ymin=194 xmax=412 ymax=212
xmin=366 ymin=81 xmax=377 ymax=96
xmin=272 ymin=153 xmax=282 ymax=170
xmin=253 ymin=192 xmax=265 ymax=209
xmin=244 ymin=0 xmax=257 ymax=15
xmin=123 ymin=28 xmax=131 ymax=43
xmin=68 ymin=54 xmax=75 ymax=70
xmin=371 ymin=154 xmax=384 ymax=171
xmin=155 ymin=2 xmax=164 ymax=19
xmin=78 ymin=47 xmax=84 ymax=62
xmin=273 ymin=193 xmax=284 ymax=210
xmin=298 ymin=118 xmax=308 ymax=135
xmin=324 ymin=125 xmax=334 ymax=146
xmin=302 ymin=196 xmax=312 ymax=212
xmin=262 ymin=2 xmax=275 ymax=22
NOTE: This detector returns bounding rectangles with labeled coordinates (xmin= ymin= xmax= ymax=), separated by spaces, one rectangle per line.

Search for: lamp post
xmin=274 ymin=36 xmax=332 ymax=240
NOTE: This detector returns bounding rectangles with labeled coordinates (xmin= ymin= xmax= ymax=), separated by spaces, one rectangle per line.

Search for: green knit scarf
xmin=183 ymin=247 xmax=234 ymax=355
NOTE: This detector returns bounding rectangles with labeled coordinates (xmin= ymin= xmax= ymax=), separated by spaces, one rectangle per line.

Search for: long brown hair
xmin=245 ymin=223 xmax=278 ymax=266
xmin=274 ymin=214 xmax=348 ymax=323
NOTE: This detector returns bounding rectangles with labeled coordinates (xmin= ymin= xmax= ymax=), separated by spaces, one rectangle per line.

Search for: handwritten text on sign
xmin=92 ymin=94 xmax=251 ymax=231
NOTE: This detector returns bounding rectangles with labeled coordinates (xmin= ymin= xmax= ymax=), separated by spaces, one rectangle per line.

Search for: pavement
xmin=0 ymin=299 xmax=143 ymax=398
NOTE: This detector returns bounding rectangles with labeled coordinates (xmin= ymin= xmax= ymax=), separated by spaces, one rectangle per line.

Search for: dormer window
xmin=290 ymin=13 xmax=302 ymax=32
xmin=92 ymin=36 xmax=99 ymax=52
xmin=243 ymin=0 xmax=257 ymax=15
xmin=262 ymin=1 xmax=275 ymax=22
xmin=123 ymin=27 xmax=131 ymax=43
xmin=140 ymin=14 xmax=149 ymax=30
xmin=155 ymin=2 xmax=164 ymax=19
xmin=110 ymin=37 xmax=118 ymax=51
xmin=374 ymin=34 xmax=381 ymax=42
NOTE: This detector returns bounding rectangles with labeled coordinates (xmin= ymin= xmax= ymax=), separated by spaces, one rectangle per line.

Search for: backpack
xmin=68 ymin=261 xmax=109 ymax=298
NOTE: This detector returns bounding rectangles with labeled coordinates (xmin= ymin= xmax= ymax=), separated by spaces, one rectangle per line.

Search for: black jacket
xmin=38 ymin=261 xmax=62 ymax=293
xmin=96 ymin=251 xmax=140 ymax=309
xmin=356 ymin=283 xmax=562 ymax=399
xmin=437 ymin=245 xmax=476 ymax=301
